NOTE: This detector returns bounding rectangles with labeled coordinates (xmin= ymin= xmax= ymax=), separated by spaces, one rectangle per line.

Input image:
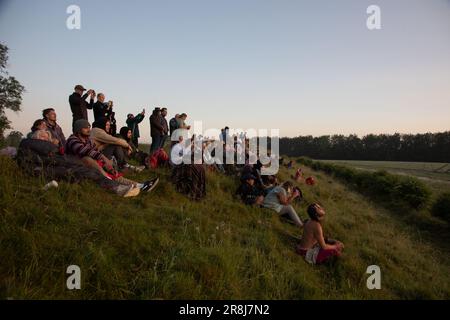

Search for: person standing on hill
xmin=92 ymin=93 xmax=108 ymax=122
xmin=69 ymin=84 xmax=95 ymax=130
xmin=126 ymin=109 xmax=145 ymax=147
xmin=296 ymin=204 xmax=344 ymax=265
xmin=150 ymin=107 xmax=164 ymax=154
xmin=160 ymin=107 xmax=169 ymax=148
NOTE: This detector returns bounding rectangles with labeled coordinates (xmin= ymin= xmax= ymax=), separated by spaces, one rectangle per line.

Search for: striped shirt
xmin=65 ymin=134 xmax=103 ymax=160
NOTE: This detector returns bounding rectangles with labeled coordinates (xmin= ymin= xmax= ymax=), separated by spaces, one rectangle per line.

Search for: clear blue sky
xmin=1 ymin=0 xmax=449 ymax=142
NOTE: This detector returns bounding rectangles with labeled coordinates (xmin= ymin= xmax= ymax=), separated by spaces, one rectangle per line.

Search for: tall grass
xmin=1 ymin=155 xmax=449 ymax=299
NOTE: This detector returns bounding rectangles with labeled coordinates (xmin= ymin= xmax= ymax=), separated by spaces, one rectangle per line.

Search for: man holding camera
xmin=69 ymin=84 xmax=95 ymax=131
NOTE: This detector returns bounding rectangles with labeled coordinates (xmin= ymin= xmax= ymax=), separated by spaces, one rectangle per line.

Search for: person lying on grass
xmin=262 ymin=181 xmax=304 ymax=228
xmin=236 ymin=173 xmax=265 ymax=206
xmin=296 ymin=203 xmax=344 ymax=265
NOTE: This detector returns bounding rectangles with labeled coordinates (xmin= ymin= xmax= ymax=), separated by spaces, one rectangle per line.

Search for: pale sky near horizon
xmin=0 ymin=0 xmax=449 ymax=143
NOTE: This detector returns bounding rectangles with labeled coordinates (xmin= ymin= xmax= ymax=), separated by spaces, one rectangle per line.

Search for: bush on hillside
xmin=432 ymin=193 xmax=450 ymax=223
xmin=297 ymin=158 xmax=431 ymax=209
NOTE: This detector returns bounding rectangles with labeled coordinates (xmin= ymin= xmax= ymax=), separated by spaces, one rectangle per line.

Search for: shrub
xmin=295 ymin=158 xmax=431 ymax=210
xmin=395 ymin=177 xmax=431 ymax=209
xmin=432 ymin=193 xmax=450 ymax=223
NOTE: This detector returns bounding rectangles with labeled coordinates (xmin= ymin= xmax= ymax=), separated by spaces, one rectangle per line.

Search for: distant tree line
xmin=279 ymin=132 xmax=450 ymax=163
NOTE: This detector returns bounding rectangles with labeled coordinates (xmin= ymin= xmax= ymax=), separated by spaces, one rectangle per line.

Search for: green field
xmin=1 ymin=155 xmax=450 ymax=299
xmin=318 ymin=160 xmax=450 ymax=192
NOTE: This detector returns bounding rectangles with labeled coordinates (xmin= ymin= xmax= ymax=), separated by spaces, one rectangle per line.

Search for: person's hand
xmin=103 ymin=157 xmax=115 ymax=173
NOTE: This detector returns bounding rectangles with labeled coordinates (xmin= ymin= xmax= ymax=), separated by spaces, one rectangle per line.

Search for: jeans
xmin=150 ymin=135 xmax=162 ymax=154
xmin=279 ymin=205 xmax=303 ymax=227
xmin=160 ymin=134 xmax=169 ymax=149
xmin=102 ymin=144 xmax=127 ymax=168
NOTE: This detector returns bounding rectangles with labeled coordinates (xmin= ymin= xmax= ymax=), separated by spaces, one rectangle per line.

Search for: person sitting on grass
xmin=292 ymin=168 xmax=303 ymax=182
xmin=236 ymin=173 xmax=265 ymax=206
xmin=29 ymin=119 xmax=59 ymax=146
xmin=66 ymin=119 xmax=158 ymax=193
xmin=118 ymin=126 xmax=149 ymax=167
xmin=170 ymin=134 xmax=206 ymax=200
xmin=18 ymin=136 xmax=140 ymax=198
xmin=90 ymin=118 xmax=144 ymax=172
xmin=42 ymin=108 xmax=66 ymax=149
xmin=296 ymin=203 xmax=344 ymax=265
xmin=262 ymin=181 xmax=303 ymax=228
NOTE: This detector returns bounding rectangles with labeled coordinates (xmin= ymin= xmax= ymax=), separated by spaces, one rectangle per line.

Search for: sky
xmin=0 ymin=0 xmax=449 ymax=143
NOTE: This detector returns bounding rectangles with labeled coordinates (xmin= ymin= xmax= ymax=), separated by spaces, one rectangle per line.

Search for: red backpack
xmin=149 ymin=148 xmax=169 ymax=169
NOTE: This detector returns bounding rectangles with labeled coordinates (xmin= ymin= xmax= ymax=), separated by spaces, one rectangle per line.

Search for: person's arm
xmin=315 ymin=225 xmax=339 ymax=251
xmin=93 ymin=128 xmax=129 ymax=148
xmin=277 ymin=189 xmax=298 ymax=205
xmin=67 ymin=137 xmax=103 ymax=160
xmin=135 ymin=113 xmax=145 ymax=124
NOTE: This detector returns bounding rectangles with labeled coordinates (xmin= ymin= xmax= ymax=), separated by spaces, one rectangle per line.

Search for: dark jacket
xmin=44 ymin=119 xmax=66 ymax=148
xmin=150 ymin=112 xmax=164 ymax=137
xmin=236 ymin=182 xmax=264 ymax=205
xmin=126 ymin=113 xmax=145 ymax=140
xmin=69 ymin=92 xmax=94 ymax=123
xmin=161 ymin=116 xmax=169 ymax=135
xmin=93 ymin=101 xmax=109 ymax=122
xmin=169 ymin=117 xmax=178 ymax=136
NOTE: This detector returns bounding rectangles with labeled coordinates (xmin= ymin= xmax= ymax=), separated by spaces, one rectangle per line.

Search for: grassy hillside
xmin=1 ymin=155 xmax=449 ymax=299
xmin=318 ymin=160 xmax=450 ymax=187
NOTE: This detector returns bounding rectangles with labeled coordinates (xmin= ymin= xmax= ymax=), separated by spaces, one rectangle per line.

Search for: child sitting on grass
xmin=296 ymin=203 xmax=344 ymax=264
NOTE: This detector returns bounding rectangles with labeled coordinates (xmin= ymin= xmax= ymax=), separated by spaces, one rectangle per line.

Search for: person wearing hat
xmin=66 ymin=119 xmax=159 ymax=195
xmin=126 ymin=108 xmax=146 ymax=147
xmin=69 ymin=84 xmax=95 ymax=131
xmin=236 ymin=173 xmax=265 ymax=206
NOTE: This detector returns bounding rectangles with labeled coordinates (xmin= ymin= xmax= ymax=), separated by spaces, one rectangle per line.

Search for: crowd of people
xmin=12 ymin=83 xmax=344 ymax=265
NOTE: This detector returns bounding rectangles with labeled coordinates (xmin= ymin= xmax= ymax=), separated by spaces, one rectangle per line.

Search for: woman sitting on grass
xmin=296 ymin=203 xmax=344 ymax=265
xmin=118 ymin=126 xmax=149 ymax=167
xmin=262 ymin=181 xmax=303 ymax=228
xmin=29 ymin=119 xmax=59 ymax=145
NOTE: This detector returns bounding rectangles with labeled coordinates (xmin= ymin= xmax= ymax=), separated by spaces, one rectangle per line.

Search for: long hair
xmin=31 ymin=119 xmax=46 ymax=132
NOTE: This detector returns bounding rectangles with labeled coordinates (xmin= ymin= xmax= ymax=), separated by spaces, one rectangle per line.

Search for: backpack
xmin=148 ymin=148 xmax=169 ymax=169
